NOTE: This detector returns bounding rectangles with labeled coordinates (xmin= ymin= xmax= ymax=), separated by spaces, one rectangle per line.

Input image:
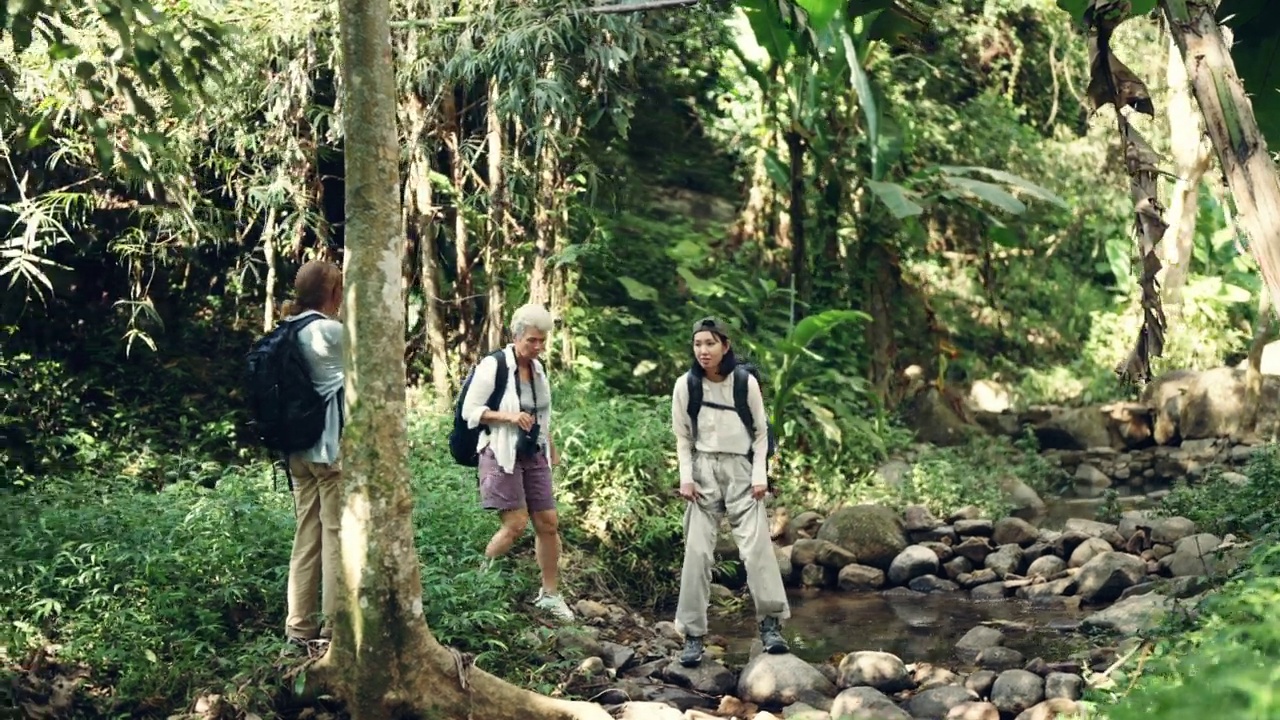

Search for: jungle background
xmin=3 ymin=0 xmax=1280 ymax=717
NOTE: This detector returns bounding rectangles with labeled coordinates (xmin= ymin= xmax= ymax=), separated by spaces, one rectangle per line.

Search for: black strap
xmin=686 ymin=367 xmax=757 ymax=454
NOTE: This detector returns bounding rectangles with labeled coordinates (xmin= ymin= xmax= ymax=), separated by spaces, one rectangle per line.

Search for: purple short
xmin=478 ymin=447 xmax=556 ymax=513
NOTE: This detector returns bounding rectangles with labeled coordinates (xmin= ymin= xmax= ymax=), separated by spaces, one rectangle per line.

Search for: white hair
xmin=510 ymin=303 xmax=553 ymax=338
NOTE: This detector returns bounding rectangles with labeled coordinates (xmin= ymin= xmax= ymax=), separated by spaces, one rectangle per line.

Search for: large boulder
xmin=817 ymin=505 xmax=909 ymax=570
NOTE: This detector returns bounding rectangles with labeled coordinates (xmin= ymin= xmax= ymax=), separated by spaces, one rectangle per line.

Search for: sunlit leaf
xmin=866 ymin=179 xmax=924 ymax=219
xmin=617 ymin=276 xmax=659 ymax=302
xmin=939 ymin=165 xmax=1068 ymax=208
xmin=941 ymin=176 xmax=1027 ymax=215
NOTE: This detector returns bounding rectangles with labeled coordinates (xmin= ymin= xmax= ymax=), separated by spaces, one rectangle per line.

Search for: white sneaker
xmin=534 ymin=588 xmax=575 ymax=621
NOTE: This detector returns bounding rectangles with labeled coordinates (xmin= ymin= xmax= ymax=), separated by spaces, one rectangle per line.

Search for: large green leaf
xmin=790 ymin=309 xmax=870 ymax=347
xmin=618 ymin=276 xmax=659 ymax=302
xmin=842 ymin=30 xmax=881 ymax=178
xmin=940 ymin=165 xmax=1069 ymax=209
xmin=941 ymin=176 xmax=1028 ymax=215
xmin=867 ymin=179 xmax=924 ymax=219
xmin=739 ymin=0 xmax=794 ymax=64
xmin=795 ymin=0 xmax=842 ymax=31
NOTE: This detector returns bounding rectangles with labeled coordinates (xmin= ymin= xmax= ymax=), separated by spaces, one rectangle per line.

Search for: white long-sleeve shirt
xmin=287 ymin=310 xmax=345 ymax=465
xmin=671 ymin=370 xmax=769 ymax=489
xmin=460 ymin=345 xmax=552 ymax=474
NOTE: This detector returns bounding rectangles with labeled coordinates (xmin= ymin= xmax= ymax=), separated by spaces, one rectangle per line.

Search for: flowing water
xmin=714 ymin=587 xmax=1090 ymax=666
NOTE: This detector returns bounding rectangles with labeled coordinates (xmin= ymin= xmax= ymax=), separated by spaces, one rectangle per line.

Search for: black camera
xmin=516 ymin=422 xmax=542 ymax=459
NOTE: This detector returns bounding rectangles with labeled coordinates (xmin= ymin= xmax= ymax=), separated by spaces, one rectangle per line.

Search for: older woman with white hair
xmin=460 ymin=303 xmax=574 ymax=621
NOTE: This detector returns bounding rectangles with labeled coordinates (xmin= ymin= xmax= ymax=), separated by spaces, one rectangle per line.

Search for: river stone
xmin=1026 ymin=555 xmax=1066 ymax=579
xmin=954 ymin=537 xmax=995 ymax=565
xmin=909 ymin=575 xmax=960 ymax=593
xmin=983 ymin=545 xmax=1024 ymax=578
xmin=662 ymin=658 xmax=737 ymax=696
xmin=955 ymin=625 xmax=1004 ymax=663
xmin=599 ymin=641 xmax=635 ymax=670
xmin=970 ymin=581 xmax=1012 ymax=600
xmin=944 ymin=556 xmax=973 ymax=579
xmin=993 ymin=517 xmax=1040 ymax=547
xmin=947 ymin=701 xmax=1000 ymax=720
xmin=1013 ymin=698 xmax=1083 ymax=720
xmin=1022 ymin=542 xmax=1055 ymax=564
xmin=916 ymin=526 xmax=961 ymax=544
xmin=830 ymin=687 xmax=911 ymax=720
xmin=1117 ymin=510 xmax=1152 ymax=540
xmin=949 ymin=506 xmax=984 ymax=522
xmin=616 ymin=701 xmax=685 ymax=720
xmin=921 ymin=541 xmax=955 ymax=563
xmin=965 ymin=670 xmax=997 ymax=697
xmin=775 ymin=546 xmax=794 ymax=582
xmin=779 ymin=703 xmax=827 ymax=720
xmin=1160 ymin=533 xmax=1225 ymax=576
xmin=955 ymin=519 xmax=994 ymax=537
xmin=904 ymin=504 xmax=943 ymax=532
xmin=801 ymin=564 xmax=827 ymax=587
xmin=1075 ymin=551 xmax=1147 ymax=603
xmin=991 ymin=670 xmax=1044 ymax=715
xmin=817 ymin=541 xmax=859 ymax=570
xmin=788 ymin=511 xmax=826 ymax=541
xmin=838 ymin=564 xmax=886 ymax=591
xmin=1080 ymin=593 xmax=1172 ymax=635
xmin=1051 ymin=530 xmax=1091 ymax=559
xmin=913 ymin=663 xmax=963 ymax=691
xmin=1062 ymin=518 xmax=1123 ymax=547
xmin=837 ymin=651 xmax=912 ymax=692
xmin=817 ymin=505 xmax=908 ymax=570
xmin=1020 ymin=576 xmax=1075 ymax=600
xmin=957 ymin=568 xmax=999 ymax=588
xmin=639 ymin=684 xmax=714 ymax=711
xmin=889 ymin=545 xmax=940 ymax=585
xmin=907 ymin=685 xmax=977 ymax=719
xmin=1067 ymin=537 xmax=1113 ymax=568
xmin=1044 ymin=672 xmax=1083 ymax=701
xmin=738 ymin=652 xmax=836 ymax=706
xmin=976 ymin=646 xmax=1025 ymax=671
xmin=1000 ymin=477 xmax=1047 ymax=522
xmin=1151 ymin=516 xmax=1197 ymax=545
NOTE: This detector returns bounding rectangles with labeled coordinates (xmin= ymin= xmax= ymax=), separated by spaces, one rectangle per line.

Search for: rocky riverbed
xmin=553 ymin=503 xmax=1246 ymax=720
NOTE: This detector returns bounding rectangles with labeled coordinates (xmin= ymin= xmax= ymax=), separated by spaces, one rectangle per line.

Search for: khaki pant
xmin=286 ymin=456 xmax=342 ymax=640
xmin=675 ymin=452 xmax=790 ymax=637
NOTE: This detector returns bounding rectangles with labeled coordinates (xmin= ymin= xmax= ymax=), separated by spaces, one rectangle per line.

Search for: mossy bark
xmin=316 ymin=1 xmax=613 ymax=717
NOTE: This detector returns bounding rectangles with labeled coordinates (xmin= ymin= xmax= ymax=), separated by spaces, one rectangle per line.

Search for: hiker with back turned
xmin=670 ymin=316 xmax=789 ymax=667
xmin=244 ymin=260 xmax=345 ymax=655
xmin=451 ymin=303 xmax=575 ymax=622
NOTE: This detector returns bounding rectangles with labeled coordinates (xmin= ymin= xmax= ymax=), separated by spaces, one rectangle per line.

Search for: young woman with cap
xmin=669 ymin=316 xmax=790 ymax=667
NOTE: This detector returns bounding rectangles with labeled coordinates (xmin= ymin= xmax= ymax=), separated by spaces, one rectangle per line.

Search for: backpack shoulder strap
xmin=485 ymin=349 xmax=508 ymax=411
xmin=732 ymin=365 xmax=757 ymax=440
xmin=685 ymin=371 xmax=702 ymax=441
xmin=283 ymin=312 xmax=326 ymax=339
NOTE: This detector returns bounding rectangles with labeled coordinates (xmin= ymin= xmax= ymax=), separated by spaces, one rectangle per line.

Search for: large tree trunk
xmin=785 ymin=129 xmax=809 ymax=315
xmin=1162 ymin=0 xmax=1280 ymax=314
xmin=444 ymin=88 xmax=475 ymax=364
xmin=1158 ymin=33 xmax=1213 ymax=327
xmin=319 ymin=1 xmax=613 ymax=718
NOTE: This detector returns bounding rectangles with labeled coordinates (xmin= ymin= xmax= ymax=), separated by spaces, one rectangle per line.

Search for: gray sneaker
xmin=679 ymin=635 xmax=705 ymax=667
xmin=534 ymin=588 xmax=575 ymax=622
xmin=760 ymin=616 xmax=789 ymax=654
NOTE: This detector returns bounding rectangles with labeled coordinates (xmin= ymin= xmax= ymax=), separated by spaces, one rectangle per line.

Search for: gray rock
xmin=738 ymin=652 xmax=837 ymax=706
xmin=904 ymin=504 xmax=944 ymax=532
xmin=993 ymin=517 xmax=1040 ymax=547
xmin=1044 ymin=672 xmax=1083 ymax=701
xmin=976 ymin=646 xmax=1026 ymax=671
xmin=907 ymin=685 xmax=977 ymax=719
xmin=817 ymin=505 xmax=909 ymax=570
xmin=955 ymin=519 xmax=995 ymax=537
xmin=943 ymin=556 xmax=974 ymax=579
xmin=616 ymin=701 xmax=685 ymax=720
xmin=1012 ymin=698 xmax=1084 ymax=720
xmin=984 ymin=545 xmax=1024 ymax=578
xmin=1075 ymin=551 xmax=1147 ymax=603
xmin=964 ymin=669 xmax=998 ymax=698
xmin=946 ymin=701 xmax=1000 ymax=719
xmin=1067 ymin=537 xmax=1113 ymax=568
xmin=838 ymin=563 xmax=886 ymax=591
xmin=955 ymin=626 xmax=1004 ymax=663
xmin=829 ymin=686 xmax=911 ymax=720
xmin=1081 ymin=593 xmax=1172 ymax=635
xmin=837 ymin=650 xmax=912 ymax=693
xmin=910 ymin=575 xmax=961 ymax=593
xmin=1151 ymin=516 xmax=1197 ymax=545
xmin=990 ymin=670 xmax=1045 ymax=715
xmin=1026 ymin=555 xmax=1066 ymax=579
xmin=889 ymin=545 xmax=942 ymax=586
xmin=970 ymin=581 xmax=1012 ymax=601
xmin=661 ymin=658 xmax=737 ymax=696
xmin=954 ymin=537 xmax=996 ymax=565
xmin=1062 ymin=518 xmax=1123 ymax=547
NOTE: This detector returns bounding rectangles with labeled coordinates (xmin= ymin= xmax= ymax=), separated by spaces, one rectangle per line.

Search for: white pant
xmin=674 ymin=452 xmax=790 ymax=637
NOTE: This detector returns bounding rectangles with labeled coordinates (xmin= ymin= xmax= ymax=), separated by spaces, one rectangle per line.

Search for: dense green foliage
xmin=5 ymin=0 xmax=1280 ymax=716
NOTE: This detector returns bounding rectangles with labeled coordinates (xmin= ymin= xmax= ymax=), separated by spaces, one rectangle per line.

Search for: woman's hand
xmin=679 ymin=483 xmax=702 ymax=502
xmin=507 ymin=411 xmax=536 ymax=431
xmin=751 ymin=484 xmax=768 ymax=500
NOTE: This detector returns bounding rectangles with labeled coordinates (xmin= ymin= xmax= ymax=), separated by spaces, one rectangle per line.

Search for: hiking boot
xmin=679 ymin=635 xmax=705 ymax=667
xmin=759 ymin=616 xmax=788 ymax=654
xmin=534 ymin=588 xmax=575 ymax=622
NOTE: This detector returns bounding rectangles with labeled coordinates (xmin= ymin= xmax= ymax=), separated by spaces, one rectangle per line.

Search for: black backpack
xmin=448 ymin=349 xmax=509 ymax=467
xmin=245 ymin=314 xmax=330 ymax=455
xmin=686 ymin=362 xmax=778 ymax=468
